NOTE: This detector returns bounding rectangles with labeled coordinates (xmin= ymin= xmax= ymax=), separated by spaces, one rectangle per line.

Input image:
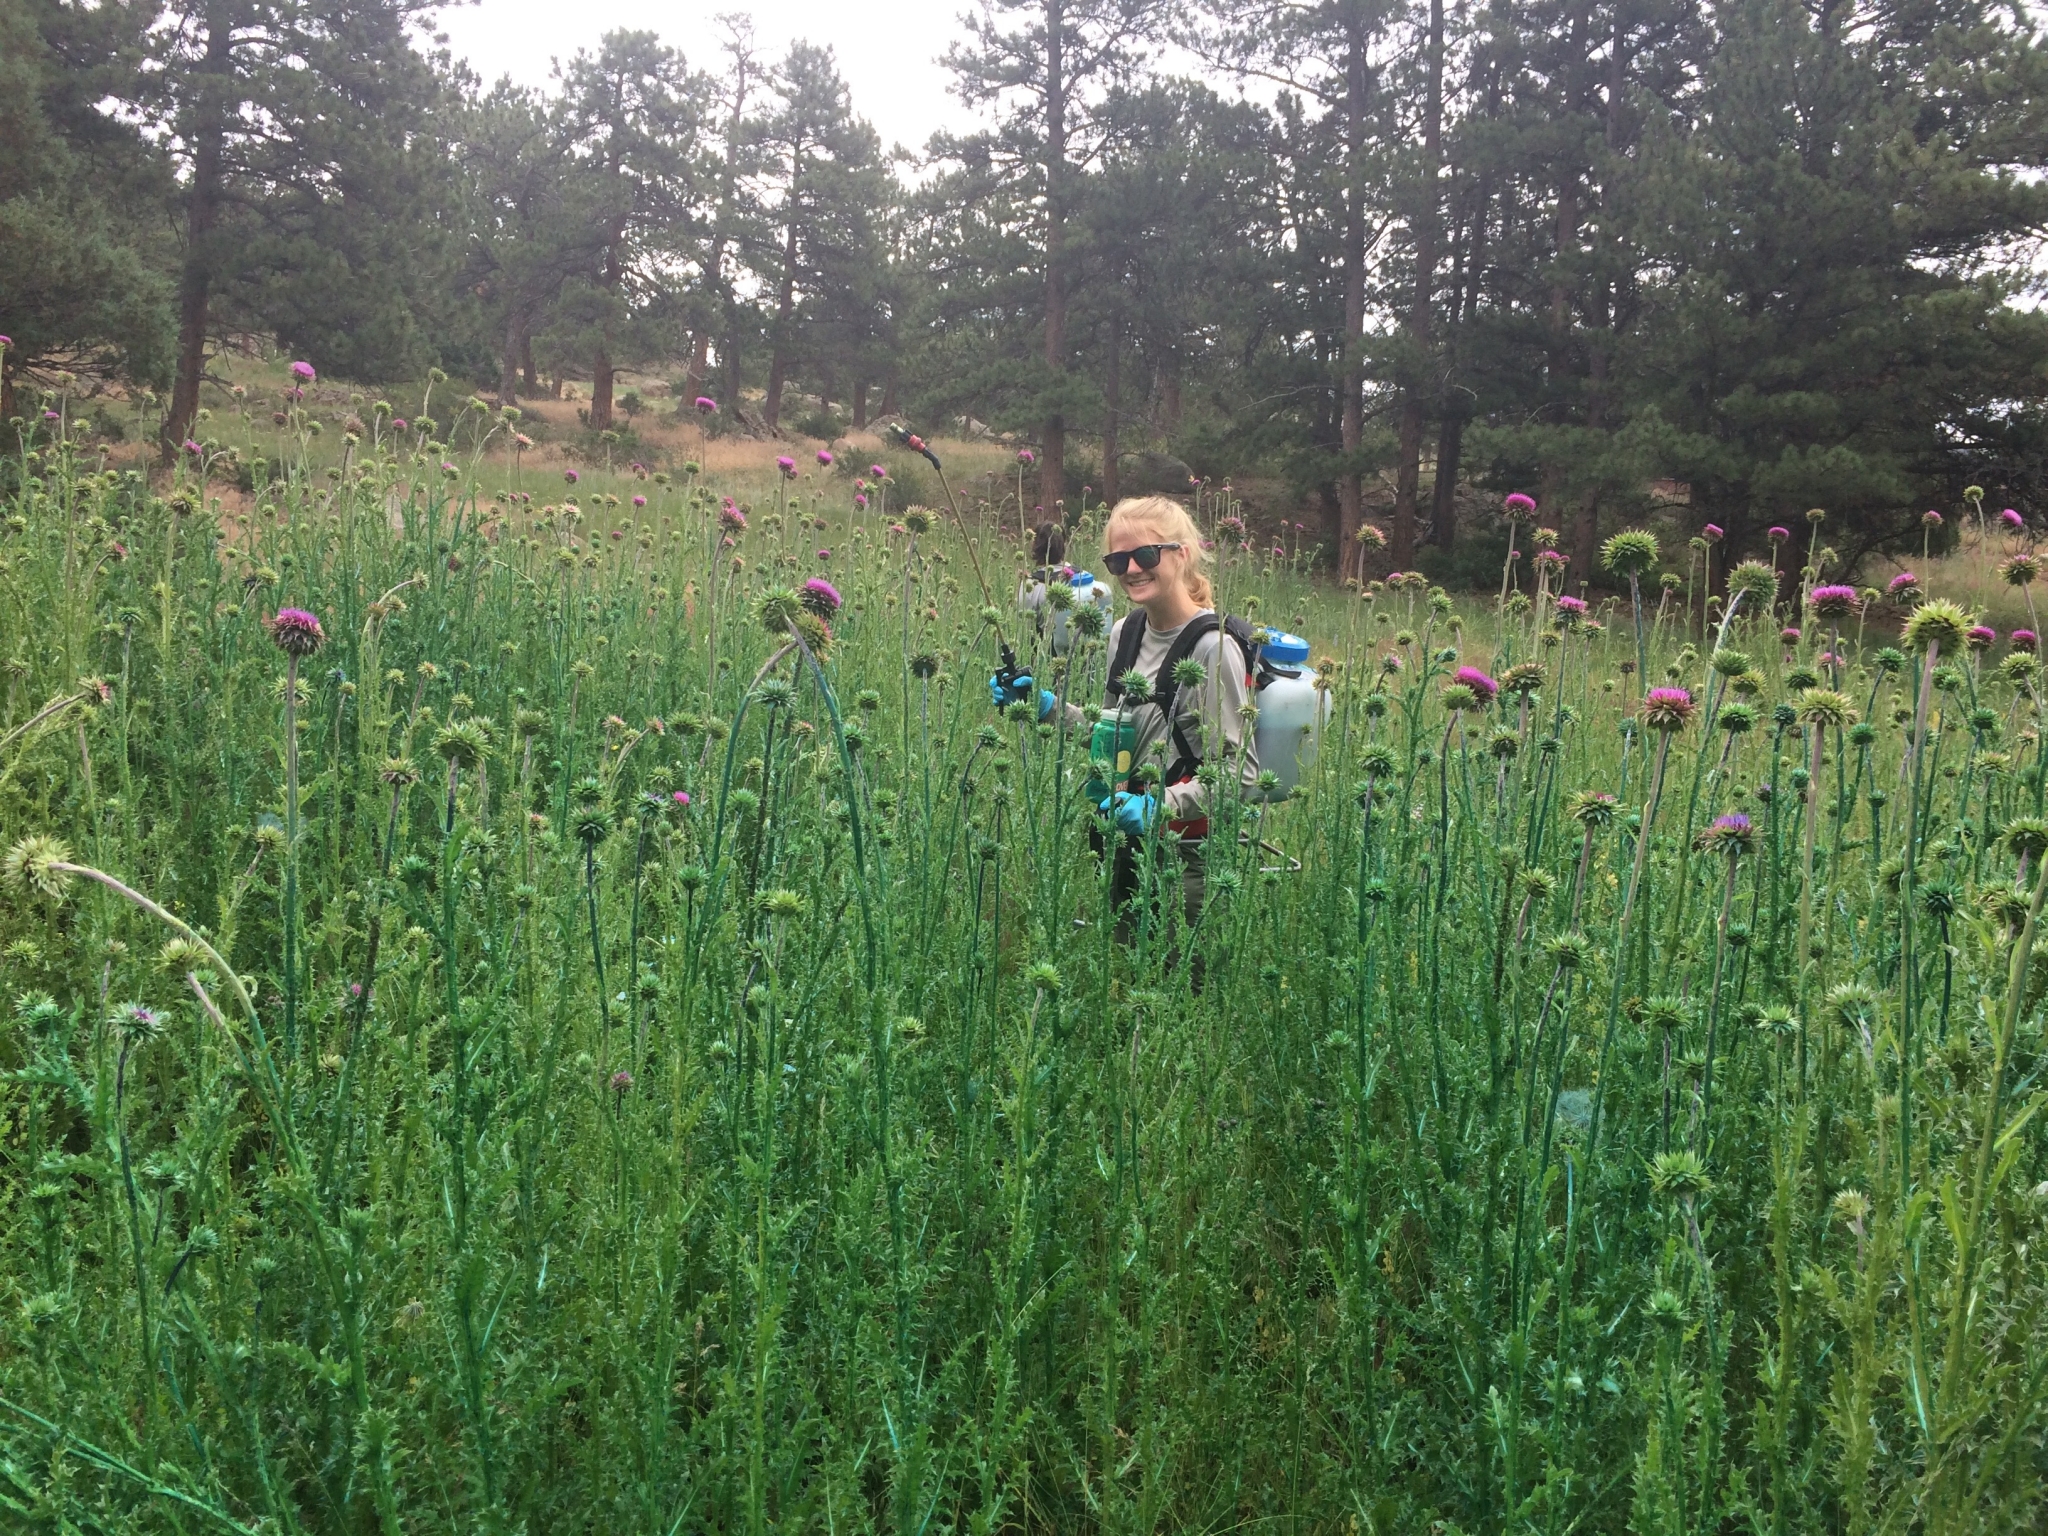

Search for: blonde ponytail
xmin=1104 ymin=496 xmax=1213 ymax=607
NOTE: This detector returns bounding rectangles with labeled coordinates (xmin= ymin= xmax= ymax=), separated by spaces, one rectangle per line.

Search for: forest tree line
xmin=7 ymin=0 xmax=2048 ymax=580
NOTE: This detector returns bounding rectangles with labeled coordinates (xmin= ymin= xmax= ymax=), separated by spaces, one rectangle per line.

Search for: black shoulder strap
xmin=1152 ymin=613 xmax=1223 ymax=785
xmin=1104 ymin=612 xmax=1149 ymax=702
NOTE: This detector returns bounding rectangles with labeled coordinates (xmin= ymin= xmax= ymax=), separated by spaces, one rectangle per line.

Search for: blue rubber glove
xmin=989 ymin=670 xmax=1032 ymax=708
xmin=1101 ymin=789 xmax=1158 ymax=835
xmin=988 ymin=673 xmax=1056 ymax=720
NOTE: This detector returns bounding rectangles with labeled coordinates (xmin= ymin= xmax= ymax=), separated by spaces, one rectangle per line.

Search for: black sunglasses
xmin=1105 ymin=542 xmax=1183 ymax=576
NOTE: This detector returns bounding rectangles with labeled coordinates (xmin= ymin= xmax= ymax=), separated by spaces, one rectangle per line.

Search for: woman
xmin=993 ymin=495 xmax=1260 ymax=938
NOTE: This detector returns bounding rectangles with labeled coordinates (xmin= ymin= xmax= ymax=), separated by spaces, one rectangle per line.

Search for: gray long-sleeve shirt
xmin=1060 ymin=610 xmax=1261 ymax=819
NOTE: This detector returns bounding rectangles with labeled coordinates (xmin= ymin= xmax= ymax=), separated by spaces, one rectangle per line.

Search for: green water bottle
xmin=1086 ymin=708 xmax=1140 ymax=803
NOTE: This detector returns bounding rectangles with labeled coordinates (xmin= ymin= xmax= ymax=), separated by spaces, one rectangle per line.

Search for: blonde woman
xmin=992 ymin=495 xmax=1261 ymax=931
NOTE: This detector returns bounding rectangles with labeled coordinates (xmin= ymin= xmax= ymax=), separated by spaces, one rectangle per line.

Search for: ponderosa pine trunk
xmin=763 ymin=203 xmax=800 ymax=430
xmin=164 ymin=9 xmax=233 ymax=463
xmin=1040 ymin=0 xmax=1069 ymax=510
xmin=1392 ymin=0 xmax=1445 ymax=565
xmin=1341 ymin=11 xmax=1371 ymax=576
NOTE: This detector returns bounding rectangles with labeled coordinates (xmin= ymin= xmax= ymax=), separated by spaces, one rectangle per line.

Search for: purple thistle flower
xmin=869 ymin=464 xmax=885 ymax=478
xmin=563 ymin=468 xmax=579 ymax=484
xmin=1923 ymin=509 xmax=1943 ymax=526
xmin=611 ymin=1069 xmax=634 ymax=1095
xmin=854 ymin=493 xmax=868 ymax=509
xmin=2012 ymin=629 xmax=2038 ymax=652
xmin=290 ymin=360 xmax=316 ymax=381
xmin=1455 ymin=665 xmax=1499 ymax=702
xmin=183 ymin=439 xmax=203 ymax=455
xmin=777 ymin=456 xmax=796 ymax=477
xmin=1702 ymin=523 xmax=1724 ymax=542
xmin=1644 ymin=687 xmax=1697 ymax=731
xmin=695 ymin=396 xmax=718 ymax=414
xmin=802 ymin=577 xmax=842 ymax=616
xmin=1018 ymin=448 xmax=1036 ymax=465
xmin=673 ymin=790 xmax=691 ymax=806
xmin=1555 ymin=594 xmax=1588 ymax=616
xmin=268 ymin=606 xmax=326 ymax=659
xmin=1969 ymin=624 xmax=1997 ymax=649
xmin=632 ymin=494 xmax=646 ymax=507
xmin=1781 ymin=626 xmax=1801 ymax=642
xmin=1808 ymin=583 xmax=1858 ymax=618
xmin=816 ymin=449 xmax=834 ymax=467
xmin=1767 ymin=525 xmax=1790 ymax=542
xmin=1503 ymin=492 xmax=1536 ymax=515
xmin=2002 ymin=508 xmax=2024 ymax=529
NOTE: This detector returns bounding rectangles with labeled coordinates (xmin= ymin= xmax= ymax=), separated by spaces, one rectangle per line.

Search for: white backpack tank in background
xmin=1252 ymin=631 xmax=1330 ymax=799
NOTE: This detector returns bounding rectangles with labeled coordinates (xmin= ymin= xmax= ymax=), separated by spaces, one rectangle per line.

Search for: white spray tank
xmin=1252 ymin=630 xmax=1330 ymax=800
xmin=1051 ymin=570 xmax=1114 ymax=656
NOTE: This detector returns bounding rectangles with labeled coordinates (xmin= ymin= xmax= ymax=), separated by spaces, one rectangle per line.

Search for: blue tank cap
xmin=1071 ymin=570 xmax=1094 ymax=586
xmin=1262 ymin=631 xmax=1311 ymax=667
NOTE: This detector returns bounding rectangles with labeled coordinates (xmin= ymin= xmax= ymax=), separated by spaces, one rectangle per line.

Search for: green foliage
xmin=2 ymin=416 xmax=2045 ymax=1531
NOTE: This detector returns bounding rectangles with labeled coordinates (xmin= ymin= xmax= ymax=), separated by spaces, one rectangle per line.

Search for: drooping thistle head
xmin=1649 ymin=1150 xmax=1712 ymax=1203
xmin=1600 ymin=528 xmax=1659 ymax=577
xmin=1500 ymin=662 xmax=1545 ymax=696
xmin=268 ymin=606 xmax=325 ymax=659
xmin=1727 ymin=560 xmax=1778 ymax=603
xmin=801 ymin=577 xmax=842 ymax=618
xmin=1543 ymin=931 xmax=1590 ymax=970
xmin=2003 ymin=817 xmax=2048 ymax=861
xmin=2 ymin=835 xmax=72 ymax=899
xmin=1902 ymin=598 xmax=1974 ymax=654
xmin=1710 ymin=647 xmax=1751 ymax=679
xmin=757 ymin=587 xmax=803 ymax=636
xmin=1643 ymin=687 xmax=1697 ymax=731
xmin=1696 ymin=812 xmax=1754 ymax=856
xmin=1717 ymin=701 xmax=1759 ymax=735
xmin=111 ymin=1002 xmax=163 ymax=1044
xmin=1806 ymin=583 xmax=1858 ymax=620
xmin=1796 ymin=689 xmax=1854 ymax=731
xmin=1454 ymin=665 xmax=1499 ymax=702
xmin=1567 ymin=789 xmax=1621 ymax=830
xmin=433 ymin=718 xmax=491 ymax=771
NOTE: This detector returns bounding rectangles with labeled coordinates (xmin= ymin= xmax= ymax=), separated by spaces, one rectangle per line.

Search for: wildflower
xmin=99 ymin=1006 xmax=167 ymax=1056
xmin=758 ymin=888 xmax=807 ymax=919
xmin=719 ymin=503 xmax=747 ymax=532
xmin=268 ymin=607 xmax=325 ymax=658
xmin=1808 ymin=584 xmax=1858 ymax=619
xmin=1923 ymin=509 xmax=1943 ymax=527
xmin=801 ymin=577 xmax=842 ymax=617
xmin=1649 ymin=1149 xmax=1712 ymax=1202
xmin=2013 ymin=628 xmax=2038 ymax=653
xmin=290 ymin=360 xmax=316 ymax=381
xmin=514 ymin=432 xmax=533 ymax=449
xmin=1728 ymin=560 xmax=1779 ymax=600
xmin=1568 ymin=789 xmax=1620 ymax=828
xmin=903 ymin=508 xmax=933 ymax=535
xmin=869 ymin=464 xmax=885 ymax=478
xmin=1702 ymin=523 xmax=1724 ymax=543
xmin=183 ymin=439 xmax=203 ymax=456
xmin=611 ymin=1069 xmax=633 ymax=1095
xmin=1968 ymin=624 xmax=1997 ymax=651
xmin=1600 ymin=529 xmax=1659 ymax=575
xmin=673 ymin=790 xmax=691 ymax=806
xmin=777 ymin=456 xmax=797 ymax=478
xmin=695 ymin=396 xmax=718 ymax=414
xmin=854 ymin=494 xmax=868 ymax=510
xmin=563 ymin=468 xmax=579 ymax=484
xmin=1440 ymin=682 xmax=1479 ymax=713
xmin=1697 ymin=812 xmax=1754 ymax=855
xmin=1903 ymin=598 xmax=1975 ymax=653
xmin=816 ymin=449 xmax=834 ymax=467
xmin=1888 ymin=571 xmax=1921 ymax=602
xmin=1767 ymin=525 xmax=1790 ymax=542
xmin=2001 ymin=553 xmax=2039 ymax=586
xmin=816 ymin=548 xmax=831 ymax=564
xmin=1643 ymin=686 xmax=1697 ymax=731
xmin=1555 ymin=594 xmax=1587 ymax=617
xmin=1018 ymin=448 xmax=1036 ymax=465
xmin=1797 ymin=689 xmax=1854 ymax=731
xmin=1718 ymin=701 xmax=1759 ymax=735
xmin=1502 ymin=492 xmax=1536 ymax=516
xmin=2003 ymin=508 xmax=2024 ymax=529
xmin=632 ymin=494 xmax=646 ymax=507
xmin=1454 ymin=666 xmax=1499 ymax=702
xmin=1357 ymin=522 xmax=1388 ymax=549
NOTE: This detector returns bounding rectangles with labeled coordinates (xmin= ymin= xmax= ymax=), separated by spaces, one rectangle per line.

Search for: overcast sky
xmin=429 ymin=0 xmax=985 ymax=158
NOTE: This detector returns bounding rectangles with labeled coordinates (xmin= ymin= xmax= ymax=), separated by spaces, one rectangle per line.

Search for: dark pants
xmin=1108 ymin=833 xmax=1207 ymax=971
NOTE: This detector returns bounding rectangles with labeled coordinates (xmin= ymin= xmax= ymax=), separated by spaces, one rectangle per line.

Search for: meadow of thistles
xmin=0 ymin=413 xmax=2043 ymax=1536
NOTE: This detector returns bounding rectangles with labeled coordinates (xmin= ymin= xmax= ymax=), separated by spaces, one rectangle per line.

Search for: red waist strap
xmin=1166 ymin=816 xmax=1209 ymax=840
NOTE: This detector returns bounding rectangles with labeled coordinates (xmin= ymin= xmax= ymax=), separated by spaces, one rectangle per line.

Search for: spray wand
xmin=886 ymin=422 xmax=1027 ymax=687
